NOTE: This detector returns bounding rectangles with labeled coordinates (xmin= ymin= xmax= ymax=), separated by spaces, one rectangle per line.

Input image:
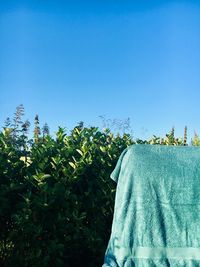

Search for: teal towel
xmin=102 ymin=144 xmax=200 ymax=266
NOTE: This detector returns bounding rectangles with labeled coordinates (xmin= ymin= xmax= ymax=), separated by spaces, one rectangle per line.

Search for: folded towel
xmin=102 ymin=144 xmax=200 ymax=266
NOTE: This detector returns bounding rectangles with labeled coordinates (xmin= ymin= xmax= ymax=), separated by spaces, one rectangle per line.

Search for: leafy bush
xmin=0 ymin=105 xmax=135 ymax=267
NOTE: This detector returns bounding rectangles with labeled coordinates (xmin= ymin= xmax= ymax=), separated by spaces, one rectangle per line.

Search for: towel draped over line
xmin=102 ymin=144 xmax=200 ymax=267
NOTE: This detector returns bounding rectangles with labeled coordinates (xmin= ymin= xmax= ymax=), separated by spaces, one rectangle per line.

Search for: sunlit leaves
xmin=0 ymin=122 xmax=135 ymax=266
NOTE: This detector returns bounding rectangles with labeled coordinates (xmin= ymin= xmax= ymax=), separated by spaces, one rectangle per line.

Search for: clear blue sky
xmin=0 ymin=0 xmax=200 ymax=142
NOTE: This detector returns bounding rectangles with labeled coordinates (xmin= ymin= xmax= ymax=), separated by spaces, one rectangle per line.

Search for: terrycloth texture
xmin=102 ymin=144 xmax=200 ymax=267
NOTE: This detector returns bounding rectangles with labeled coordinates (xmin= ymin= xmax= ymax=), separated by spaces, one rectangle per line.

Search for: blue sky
xmin=0 ymin=0 xmax=200 ymax=143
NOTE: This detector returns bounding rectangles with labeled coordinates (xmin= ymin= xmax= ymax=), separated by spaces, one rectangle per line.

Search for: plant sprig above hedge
xmin=0 ymin=105 xmax=198 ymax=267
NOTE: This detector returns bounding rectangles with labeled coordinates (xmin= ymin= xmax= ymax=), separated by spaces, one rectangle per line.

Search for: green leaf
xmin=76 ymin=149 xmax=83 ymax=156
xmin=100 ymin=146 xmax=106 ymax=153
xmin=69 ymin=162 xmax=76 ymax=169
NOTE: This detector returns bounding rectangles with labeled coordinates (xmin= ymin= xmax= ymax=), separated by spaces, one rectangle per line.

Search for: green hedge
xmin=0 ymin=122 xmax=136 ymax=267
